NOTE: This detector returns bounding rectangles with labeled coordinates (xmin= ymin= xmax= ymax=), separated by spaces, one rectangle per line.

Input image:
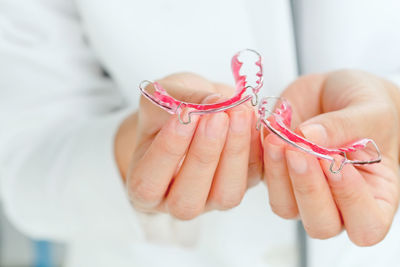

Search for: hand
xmin=115 ymin=73 xmax=262 ymax=220
xmin=263 ymin=70 xmax=400 ymax=246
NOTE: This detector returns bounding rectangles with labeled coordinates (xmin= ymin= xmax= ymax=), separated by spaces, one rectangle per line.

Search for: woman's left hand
xmin=263 ymin=70 xmax=400 ymax=246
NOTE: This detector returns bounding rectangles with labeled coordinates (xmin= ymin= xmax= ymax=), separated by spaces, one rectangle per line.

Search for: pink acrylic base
xmin=260 ymin=97 xmax=379 ymax=160
xmin=139 ymin=50 xmax=381 ymax=172
xmin=139 ymin=49 xmax=263 ymax=115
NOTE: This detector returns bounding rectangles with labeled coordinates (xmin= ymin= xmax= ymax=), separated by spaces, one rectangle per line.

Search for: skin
xmin=115 ymin=69 xmax=400 ymax=246
xmin=264 ymin=70 xmax=400 ymax=246
xmin=115 ymin=73 xmax=263 ymax=220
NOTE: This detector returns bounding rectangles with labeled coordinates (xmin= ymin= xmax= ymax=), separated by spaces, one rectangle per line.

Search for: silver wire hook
xmin=329 ymin=152 xmax=348 ymax=174
xmin=245 ymin=85 xmax=259 ymax=106
xmin=251 ymin=92 xmax=259 ymax=106
xmin=177 ymin=103 xmax=191 ymax=125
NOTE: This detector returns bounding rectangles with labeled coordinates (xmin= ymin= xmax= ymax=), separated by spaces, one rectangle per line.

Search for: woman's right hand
xmin=115 ymin=73 xmax=262 ymax=220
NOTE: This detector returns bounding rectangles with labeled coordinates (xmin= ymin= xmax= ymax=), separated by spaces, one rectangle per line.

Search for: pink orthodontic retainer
xmin=139 ymin=49 xmax=263 ymax=124
xmin=139 ymin=49 xmax=381 ymax=173
xmin=257 ymin=97 xmax=381 ymax=173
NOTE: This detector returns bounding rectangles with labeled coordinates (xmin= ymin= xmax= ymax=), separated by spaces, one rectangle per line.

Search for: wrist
xmin=114 ymin=112 xmax=138 ymax=181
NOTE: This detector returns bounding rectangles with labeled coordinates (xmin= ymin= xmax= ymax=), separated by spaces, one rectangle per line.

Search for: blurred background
xmin=0 ymin=206 xmax=64 ymax=267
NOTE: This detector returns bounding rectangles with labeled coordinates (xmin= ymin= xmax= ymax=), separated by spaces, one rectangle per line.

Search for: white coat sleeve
xmin=0 ymin=0 xmax=145 ymax=242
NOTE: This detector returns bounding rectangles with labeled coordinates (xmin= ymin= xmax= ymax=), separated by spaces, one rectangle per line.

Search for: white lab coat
xmin=1 ymin=0 xmax=400 ymax=266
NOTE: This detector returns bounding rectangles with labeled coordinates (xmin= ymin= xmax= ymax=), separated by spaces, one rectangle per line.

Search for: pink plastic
xmin=139 ymin=49 xmax=263 ymax=117
xmin=139 ymin=49 xmax=381 ymax=173
xmin=260 ymin=99 xmax=372 ymax=155
xmin=258 ymin=97 xmax=381 ymax=172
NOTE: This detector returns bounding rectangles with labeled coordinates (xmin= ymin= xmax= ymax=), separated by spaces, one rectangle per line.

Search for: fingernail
xmin=206 ymin=113 xmax=228 ymax=139
xmin=286 ymin=149 xmax=308 ymax=174
xmin=230 ymin=108 xmax=249 ymax=133
xmin=266 ymin=141 xmax=284 ymax=161
xmin=299 ymin=124 xmax=328 ymax=145
xmin=201 ymin=93 xmax=222 ymax=104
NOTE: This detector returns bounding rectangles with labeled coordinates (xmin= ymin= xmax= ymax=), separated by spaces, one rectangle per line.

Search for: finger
xmin=281 ymin=74 xmax=327 ymax=125
xmin=298 ymin=103 xmax=396 ymax=150
xmin=166 ymin=112 xmax=229 ymax=220
xmin=247 ymin=108 xmax=263 ymax=187
xmin=286 ymin=148 xmax=342 ymax=239
xmin=298 ymin=106 xmax=368 ymax=148
xmin=297 ymin=103 xmax=398 ymax=172
xmin=321 ymin=160 xmax=392 ymax=246
xmin=127 ymin=114 xmax=199 ymax=210
xmin=207 ymin=104 xmax=252 ymax=210
xmin=263 ymin=134 xmax=298 ymax=219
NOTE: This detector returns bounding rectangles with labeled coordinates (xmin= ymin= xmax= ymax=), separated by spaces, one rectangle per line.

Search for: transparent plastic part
xmin=138 ymin=49 xmax=381 ymax=173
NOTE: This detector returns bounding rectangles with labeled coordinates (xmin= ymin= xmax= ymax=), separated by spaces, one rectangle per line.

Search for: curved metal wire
xmin=259 ymin=100 xmax=382 ymax=174
xmin=138 ymin=51 xmax=382 ymax=174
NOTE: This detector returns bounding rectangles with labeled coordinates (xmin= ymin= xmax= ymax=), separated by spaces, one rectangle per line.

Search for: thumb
xmin=298 ymin=105 xmax=372 ymax=148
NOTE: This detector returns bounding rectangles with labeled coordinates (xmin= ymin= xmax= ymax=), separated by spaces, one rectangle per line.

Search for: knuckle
xmin=224 ymin=139 xmax=247 ymax=157
xmin=331 ymin=184 xmax=363 ymax=207
xmin=349 ymin=220 xmax=390 ymax=247
xmin=270 ymin=202 xmax=299 ymax=219
xmin=213 ymin=192 xmax=243 ymax=210
xmin=190 ymin=146 xmax=220 ymax=165
xmin=167 ymin=197 xmax=203 ymax=220
xmin=158 ymin=136 xmax=185 ymax=158
xmin=129 ymin=177 xmax=161 ymax=206
xmin=304 ymin=222 xmax=342 ymax=240
xmin=293 ymin=182 xmax=321 ymax=196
